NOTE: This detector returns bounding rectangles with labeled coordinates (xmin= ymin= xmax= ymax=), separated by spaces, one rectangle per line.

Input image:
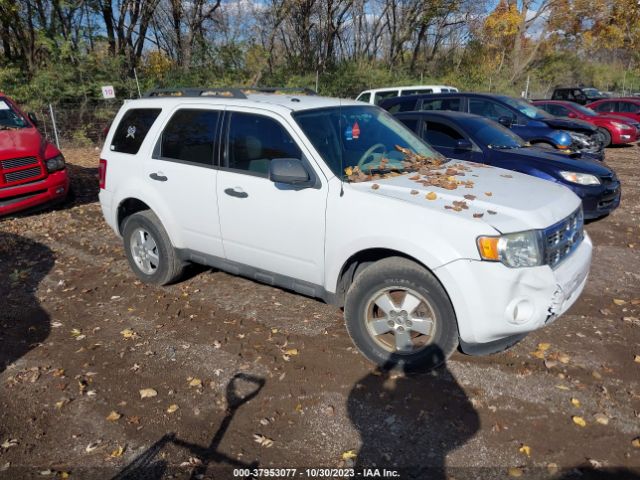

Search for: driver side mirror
xmin=455 ymin=139 xmax=473 ymax=151
xmin=28 ymin=112 xmax=38 ymax=126
xmin=269 ymin=158 xmax=311 ymax=186
xmin=498 ymin=116 xmax=514 ymax=128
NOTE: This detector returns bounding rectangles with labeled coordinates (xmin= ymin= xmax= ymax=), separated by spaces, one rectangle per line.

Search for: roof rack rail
xmin=143 ymin=88 xmax=247 ymax=99
xmin=246 ymin=86 xmax=318 ymax=96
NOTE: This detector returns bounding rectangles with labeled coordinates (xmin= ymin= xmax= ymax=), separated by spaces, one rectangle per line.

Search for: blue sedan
xmin=394 ymin=110 xmax=620 ymax=219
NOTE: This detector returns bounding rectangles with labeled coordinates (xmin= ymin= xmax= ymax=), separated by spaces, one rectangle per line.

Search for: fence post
xmin=49 ymin=103 xmax=60 ymax=149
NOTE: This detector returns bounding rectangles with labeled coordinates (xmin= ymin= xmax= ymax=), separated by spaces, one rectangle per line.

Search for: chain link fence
xmin=34 ymin=100 xmax=123 ymax=151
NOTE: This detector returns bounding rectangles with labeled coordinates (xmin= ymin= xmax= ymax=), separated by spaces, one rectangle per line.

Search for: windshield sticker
xmin=344 ymin=124 xmax=353 ymax=141
xmin=352 ymin=121 xmax=360 ymax=139
xmin=0 ymin=101 xmax=10 ymax=110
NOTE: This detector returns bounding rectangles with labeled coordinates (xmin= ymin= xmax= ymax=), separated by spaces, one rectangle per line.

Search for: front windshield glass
xmin=583 ymin=88 xmax=602 ymax=97
xmin=500 ymin=96 xmax=552 ymax=120
xmin=465 ymin=118 xmax=525 ymax=149
xmin=0 ymin=99 xmax=28 ymax=129
xmin=293 ymin=105 xmax=445 ymax=179
xmin=572 ymin=104 xmax=597 ymax=116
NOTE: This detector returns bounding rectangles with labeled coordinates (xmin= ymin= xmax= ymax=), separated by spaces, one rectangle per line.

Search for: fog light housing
xmin=506 ymin=298 xmax=535 ymax=325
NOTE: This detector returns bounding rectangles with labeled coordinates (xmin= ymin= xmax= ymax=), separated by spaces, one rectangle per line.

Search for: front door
xmin=216 ymin=108 xmax=327 ymax=285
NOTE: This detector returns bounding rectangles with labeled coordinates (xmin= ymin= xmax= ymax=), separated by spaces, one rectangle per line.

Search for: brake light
xmin=99 ymin=159 xmax=107 ymax=189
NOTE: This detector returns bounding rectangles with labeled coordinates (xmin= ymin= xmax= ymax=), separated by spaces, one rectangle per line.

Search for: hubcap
xmin=365 ymin=287 xmax=436 ymax=354
xmin=130 ymin=227 xmax=159 ymax=275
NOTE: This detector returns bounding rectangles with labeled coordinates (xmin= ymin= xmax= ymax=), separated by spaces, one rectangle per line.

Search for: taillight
xmin=99 ymin=159 xmax=107 ymax=189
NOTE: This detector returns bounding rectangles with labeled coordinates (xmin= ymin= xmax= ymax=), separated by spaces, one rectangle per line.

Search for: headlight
xmin=559 ymin=171 xmax=600 ymax=185
xmin=45 ymin=154 xmax=65 ymax=172
xmin=611 ymin=121 xmax=632 ymax=130
xmin=477 ymin=230 xmax=543 ymax=268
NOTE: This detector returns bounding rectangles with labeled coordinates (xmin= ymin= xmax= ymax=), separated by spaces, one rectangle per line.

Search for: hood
xmin=0 ymin=127 xmax=44 ymax=160
xmin=348 ymin=160 xmax=581 ymax=233
xmin=499 ymin=146 xmax=614 ymax=176
xmin=544 ymin=117 xmax=597 ymax=133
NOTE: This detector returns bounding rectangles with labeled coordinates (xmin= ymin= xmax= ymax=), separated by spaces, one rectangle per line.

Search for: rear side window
xmin=402 ymin=89 xmax=433 ymax=96
xmin=111 ymin=108 xmax=161 ymax=154
xmin=420 ymin=98 xmax=461 ymax=112
xmin=619 ymin=101 xmax=640 ymax=113
xmin=386 ymin=99 xmax=417 ymax=114
xmin=159 ymin=109 xmax=220 ymax=166
xmin=374 ymin=90 xmax=399 ymax=105
xmin=357 ymin=92 xmax=372 ymax=103
xmin=593 ymin=101 xmax=614 ymax=113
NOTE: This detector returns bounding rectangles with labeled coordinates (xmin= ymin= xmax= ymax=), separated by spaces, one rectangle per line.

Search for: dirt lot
xmin=1 ymin=146 xmax=639 ymax=480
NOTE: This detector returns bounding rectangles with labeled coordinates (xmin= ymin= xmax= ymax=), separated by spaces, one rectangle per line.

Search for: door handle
xmin=224 ymin=187 xmax=248 ymax=198
xmin=149 ymin=172 xmax=168 ymax=182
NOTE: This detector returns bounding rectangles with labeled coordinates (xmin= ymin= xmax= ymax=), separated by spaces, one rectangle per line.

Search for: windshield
xmin=583 ymin=88 xmax=602 ymax=97
xmin=572 ymin=104 xmax=598 ymax=116
xmin=293 ymin=105 xmax=445 ymax=178
xmin=500 ymin=96 xmax=553 ymax=120
xmin=464 ymin=117 xmax=525 ymax=149
xmin=0 ymin=98 xmax=28 ymax=129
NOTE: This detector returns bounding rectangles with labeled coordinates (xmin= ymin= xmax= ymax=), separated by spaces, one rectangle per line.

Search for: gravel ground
xmin=1 ymin=146 xmax=639 ymax=480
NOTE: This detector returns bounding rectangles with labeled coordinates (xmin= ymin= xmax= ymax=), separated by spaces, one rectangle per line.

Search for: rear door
xmin=144 ymin=106 xmax=224 ymax=257
xmin=215 ymin=108 xmax=327 ymax=285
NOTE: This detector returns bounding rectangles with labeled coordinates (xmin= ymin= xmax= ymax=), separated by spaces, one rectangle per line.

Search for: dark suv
xmin=551 ymin=87 xmax=606 ymax=105
xmin=379 ymin=93 xmax=605 ymax=160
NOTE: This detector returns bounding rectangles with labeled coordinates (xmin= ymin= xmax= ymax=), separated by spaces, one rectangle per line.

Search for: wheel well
xmin=117 ymin=198 xmax=150 ymax=234
xmin=335 ymin=248 xmax=430 ymax=307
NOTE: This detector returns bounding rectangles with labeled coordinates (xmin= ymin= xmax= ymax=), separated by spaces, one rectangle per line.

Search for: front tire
xmin=344 ymin=257 xmax=458 ymax=371
xmin=122 ymin=210 xmax=185 ymax=285
xmin=597 ymin=127 xmax=612 ymax=147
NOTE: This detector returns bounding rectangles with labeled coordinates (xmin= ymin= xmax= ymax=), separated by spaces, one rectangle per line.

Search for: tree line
xmin=1 ymin=0 xmax=639 ymax=107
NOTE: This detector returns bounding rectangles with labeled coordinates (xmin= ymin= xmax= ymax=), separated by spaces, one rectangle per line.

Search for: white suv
xmin=98 ymin=88 xmax=592 ymax=370
xmin=356 ymin=85 xmax=459 ymax=105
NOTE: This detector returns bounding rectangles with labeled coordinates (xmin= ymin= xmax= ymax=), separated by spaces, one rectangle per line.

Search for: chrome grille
xmin=1 ymin=156 xmax=38 ymax=169
xmin=544 ymin=208 xmax=584 ymax=268
xmin=4 ymin=166 xmax=42 ymax=183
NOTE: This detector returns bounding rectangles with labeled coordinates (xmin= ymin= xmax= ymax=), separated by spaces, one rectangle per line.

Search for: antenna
xmin=339 ymin=99 xmax=345 ymax=197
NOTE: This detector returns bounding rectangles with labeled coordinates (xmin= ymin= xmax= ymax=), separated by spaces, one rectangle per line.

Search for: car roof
xmin=120 ymin=93 xmax=365 ymax=114
xmin=363 ymin=85 xmax=457 ymax=93
xmin=396 ymin=110 xmax=482 ymax=121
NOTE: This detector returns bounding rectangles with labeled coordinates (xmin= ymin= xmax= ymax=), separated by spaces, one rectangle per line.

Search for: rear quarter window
xmin=111 ymin=108 xmax=162 ymax=154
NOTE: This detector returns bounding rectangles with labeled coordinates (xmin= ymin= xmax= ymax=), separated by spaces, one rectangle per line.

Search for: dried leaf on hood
xmin=473 ymin=213 xmax=484 ymax=218
xmin=425 ymin=192 xmax=437 ymax=200
xmin=371 ymin=184 xmax=380 ymax=190
xmin=485 ymin=192 xmax=493 ymax=197
xmin=464 ymin=194 xmax=476 ymax=200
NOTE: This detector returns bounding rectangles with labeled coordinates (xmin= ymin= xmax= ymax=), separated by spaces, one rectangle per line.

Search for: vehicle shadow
xmin=346 ymin=348 xmax=480 ymax=479
xmin=110 ymin=373 xmax=265 ymax=480
xmin=0 ymin=232 xmax=54 ymax=374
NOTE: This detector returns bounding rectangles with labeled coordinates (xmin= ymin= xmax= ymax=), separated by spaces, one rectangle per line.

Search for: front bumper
xmin=434 ymin=234 xmax=592 ymax=350
xmin=574 ymin=181 xmax=621 ymax=219
xmin=0 ymin=169 xmax=69 ymax=216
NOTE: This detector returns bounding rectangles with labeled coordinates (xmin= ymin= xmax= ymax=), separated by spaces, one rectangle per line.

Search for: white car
xmin=98 ymin=88 xmax=591 ymax=370
xmin=356 ymin=85 xmax=459 ymax=105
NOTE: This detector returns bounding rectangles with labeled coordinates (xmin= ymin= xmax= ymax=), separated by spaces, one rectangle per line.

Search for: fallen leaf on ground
xmin=253 ymin=434 xmax=274 ymax=448
xmin=1 ymin=439 xmax=18 ymax=449
xmin=547 ymin=463 xmax=559 ymax=475
xmin=86 ymin=440 xmax=102 ymax=453
xmin=139 ymin=388 xmax=157 ymax=399
xmin=70 ymin=328 xmax=82 ymax=337
xmin=106 ymin=411 xmax=121 ymax=422
xmin=120 ymin=329 xmax=138 ymax=340
xmin=341 ymin=450 xmax=357 ymax=460
xmin=283 ymin=348 xmax=299 ymax=356
xmin=572 ymin=416 xmax=587 ymax=427
xmin=538 ymin=343 xmax=551 ymax=351
xmin=570 ymin=398 xmax=581 ymax=407
xmin=518 ymin=444 xmax=531 ymax=457
xmin=632 ymin=438 xmax=640 ymax=448
xmin=594 ymin=413 xmax=609 ymax=425
xmin=110 ymin=445 xmax=126 ymax=457
xmin=634 ymin=355 xmax=640 ymax=364
xmin=613 ymin=299 xmax=626 ymax=305
xmin=188 ymin=378 xmax=202 ymax=388
xmin=508 ymin=467 xmax=524 ymax=477
xmin=167 ymin=404 xmax=179 ymax=414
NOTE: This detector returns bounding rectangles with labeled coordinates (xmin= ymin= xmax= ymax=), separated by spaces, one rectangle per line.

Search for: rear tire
xmin=344 ymin=257 xmax=458 ymax=372
xmin=122 ymin=210 xmax=185 ymax=285
xmin=597 ymin=127 xmax=612 ymax=147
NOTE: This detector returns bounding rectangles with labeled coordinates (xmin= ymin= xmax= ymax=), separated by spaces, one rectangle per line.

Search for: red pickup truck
xmin=0 ymin=94 xmax=69 ymax=216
